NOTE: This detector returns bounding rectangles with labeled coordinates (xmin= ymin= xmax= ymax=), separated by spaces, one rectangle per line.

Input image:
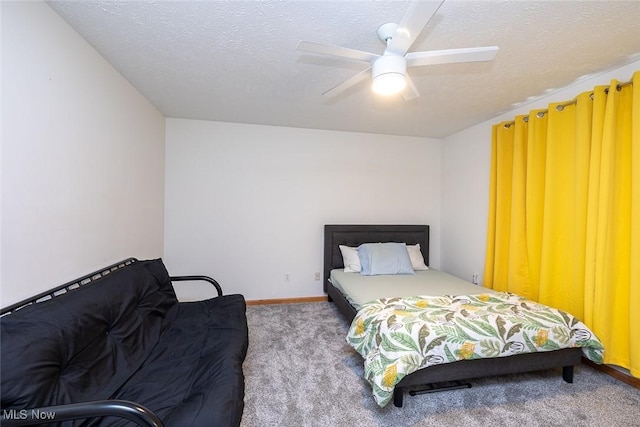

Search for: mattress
xmin=330 ymin=268 xmax=493 ymax=309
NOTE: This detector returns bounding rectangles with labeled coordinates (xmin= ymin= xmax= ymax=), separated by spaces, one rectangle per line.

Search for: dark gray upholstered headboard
xmin=323 ymin=224 xmax=430 ymax=292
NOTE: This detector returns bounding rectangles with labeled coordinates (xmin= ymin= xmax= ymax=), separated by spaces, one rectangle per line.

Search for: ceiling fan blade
xmin=400 ymin=75 xmax=420 ymax=101
xmin=406 ymin=46 xmax=499 ymax=67
xmin=322 ymin=67 xmax=371 ymax=98
xmin=385 ymin=0 xmax=444 ymax=56
xmin=297 ymin=41 xmax=380 ymax=63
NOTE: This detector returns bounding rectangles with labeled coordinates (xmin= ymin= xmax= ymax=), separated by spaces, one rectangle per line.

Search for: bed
xmin=323 ymin=224 xmax=603 ymax=407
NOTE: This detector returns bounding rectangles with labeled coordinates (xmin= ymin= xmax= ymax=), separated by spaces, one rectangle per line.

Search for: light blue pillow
xmin=357 ymin=243 xmax=415 ymax=276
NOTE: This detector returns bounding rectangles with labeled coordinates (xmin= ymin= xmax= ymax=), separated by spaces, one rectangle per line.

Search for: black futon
xmin=0 ymin=258 xmax=249 ymax=427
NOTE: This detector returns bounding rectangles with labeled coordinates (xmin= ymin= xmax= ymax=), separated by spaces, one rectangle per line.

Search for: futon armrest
xmin=170 ymin=275 xmax=223 ymax=297
xmin=0 ymin=400 xmax=164 ymax=427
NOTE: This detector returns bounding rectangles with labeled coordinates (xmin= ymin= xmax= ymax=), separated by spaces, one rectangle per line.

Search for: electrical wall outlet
xmin=284 ymin=273 xmax=291 ymax=282
xmin=314 ymin=272 xmax=321 ymax=281
xmin=472 ymin=273 xmax=479 ymax=285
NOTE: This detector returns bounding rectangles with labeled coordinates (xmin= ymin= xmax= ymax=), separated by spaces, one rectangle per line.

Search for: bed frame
xmin=323 ymin=224 xmax=583 ymax=407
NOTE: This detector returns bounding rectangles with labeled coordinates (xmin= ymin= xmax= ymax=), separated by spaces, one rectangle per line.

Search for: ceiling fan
xmin=296 ymin=0 xmax=499 ymax=101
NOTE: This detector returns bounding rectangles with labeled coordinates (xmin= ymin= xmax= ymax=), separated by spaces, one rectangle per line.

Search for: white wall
xmin=0 ymin=1 xmax=166 ymax=306
xmin=441 ymin=60 xmax=640 ymax=285
xmin=164 ymin=119 xmax=441 ymax=300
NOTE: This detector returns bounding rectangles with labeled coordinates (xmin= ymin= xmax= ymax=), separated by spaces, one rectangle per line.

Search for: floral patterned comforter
xmin=346 ymin=293 xmax=604 ymax=407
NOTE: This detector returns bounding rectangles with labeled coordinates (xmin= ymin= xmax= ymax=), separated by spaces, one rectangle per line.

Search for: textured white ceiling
xmin=47 ymin=0 xmax=640 ymax=138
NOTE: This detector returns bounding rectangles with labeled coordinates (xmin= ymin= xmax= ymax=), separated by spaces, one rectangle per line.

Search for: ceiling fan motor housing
xmin=377 ymin=23 xmax=398 ymax=43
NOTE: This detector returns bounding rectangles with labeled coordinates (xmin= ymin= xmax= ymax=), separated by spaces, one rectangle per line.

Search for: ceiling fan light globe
xmin=372 ymin=73 xmax=406 ymax=95
xmin=371 ymin=55 xmax=407 ymax=96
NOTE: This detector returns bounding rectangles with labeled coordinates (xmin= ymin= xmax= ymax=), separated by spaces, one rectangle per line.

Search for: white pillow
xmin=407 ymin=244 xmax=429 ymax=270
xmin=339 ymin=245 xmax=361 ymax=272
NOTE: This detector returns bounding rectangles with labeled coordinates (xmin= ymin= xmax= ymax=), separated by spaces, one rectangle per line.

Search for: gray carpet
xmin=241 ymin=302 xmax=640 ymax=427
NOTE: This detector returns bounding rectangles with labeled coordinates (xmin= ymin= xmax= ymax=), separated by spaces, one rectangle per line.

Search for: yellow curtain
xmin=538 ymin=93 xmax=593 ymax=319
xmin=525 ymin=109 xmax=548 ymax=302
xmin=484 ymin=122 xmax=514 ymax=293
xmin=484 ymin=71 xmax=639 ymax=377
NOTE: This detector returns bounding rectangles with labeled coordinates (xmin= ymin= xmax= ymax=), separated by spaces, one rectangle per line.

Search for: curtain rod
xmin=503 ymin=78 xmax=633 ymax=128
